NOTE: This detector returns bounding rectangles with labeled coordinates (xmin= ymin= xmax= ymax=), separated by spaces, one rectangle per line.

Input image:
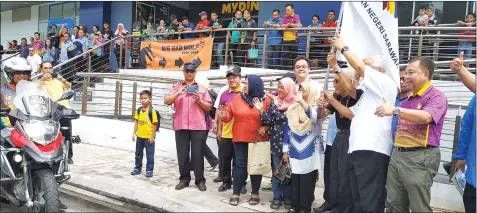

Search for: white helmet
xmin=2 ymin=57 xmax=32 ymax=83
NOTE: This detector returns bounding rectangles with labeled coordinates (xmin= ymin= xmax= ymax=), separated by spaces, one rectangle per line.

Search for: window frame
xmin=38 ymin=1 xmax=80 ymax=40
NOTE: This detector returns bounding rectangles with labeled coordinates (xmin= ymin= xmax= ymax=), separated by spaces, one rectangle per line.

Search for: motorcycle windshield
xmin=13 ymin=80 xmax=52 ymax=118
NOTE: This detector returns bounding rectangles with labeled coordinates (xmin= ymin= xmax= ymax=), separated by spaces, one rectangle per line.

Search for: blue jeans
xmin=458 ymin=42 xmax=473 ymax=59
xmin=232 ymin=142 xmax=262 ymax=195
xmin=134 ymin=137 xmax=155 ymax=172
xmin=214 ymin=42 xmax=225 ymax=66
xmin=272 ymin=154 xmax=292 ymax=203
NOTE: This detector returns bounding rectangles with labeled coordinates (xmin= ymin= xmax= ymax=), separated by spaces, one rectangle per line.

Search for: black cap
xmin=199 ymin=11 xmax=208 ymax=16
xmin=184 ymin=62 xmax=197 ymax=71
xmin=276 ymin=72 xmax=296 ymax=82
xmin=170 ymin=15 xmax=177 ymax=21
xmin=226 ymin=65 xmax=241 ymax=77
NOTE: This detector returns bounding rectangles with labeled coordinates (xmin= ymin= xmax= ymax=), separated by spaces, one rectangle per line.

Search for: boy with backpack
xmin=131 ymin=90 xmax=160 ymax=178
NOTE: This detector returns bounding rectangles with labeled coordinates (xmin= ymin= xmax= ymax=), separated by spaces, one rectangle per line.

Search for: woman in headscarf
xmin=218 ymin=74 xmax=270 ymax=206
xmin=114 ymin=23 xmax=129 ymax=68
xmin=283 ymin=81 xmax=322 ymax=213
xmin=254 ymin=77 xmax=296 ymax=210
xmin=426 ymin=7 xmax=437 ymax=26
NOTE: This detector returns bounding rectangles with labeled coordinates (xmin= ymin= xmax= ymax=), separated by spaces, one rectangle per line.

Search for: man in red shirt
xmin=322 ymin=10 xmax=338 ymax=44
xmin=196 ymin=11 xmax=211 ymax=38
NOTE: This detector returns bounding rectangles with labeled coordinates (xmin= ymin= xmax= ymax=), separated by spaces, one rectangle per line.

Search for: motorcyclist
xmin=1 ymin=58 xmax=69 ymax=210
xmin=1 ymin=57 xmax=32 ymax=127
xmin=36 ymin=61 xmax=74 ymax=165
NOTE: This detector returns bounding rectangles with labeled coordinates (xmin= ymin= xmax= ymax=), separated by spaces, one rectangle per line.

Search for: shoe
xmin=59 ymin=200 xmax=68 ymax=209
xmin=175 ymin=182 xmax=189 ymax=190
xmin=314 ymin=203 xmax=332 ymax=213
xmin=262 ymin=182 xmax=272 ymax=191
xmin=287 ymin=208 xmax=300 ymax=213
xmin=145 ymin=171 xmax=153 ymax=178
xmin=130 ymin=169 xmax=140 ymax=175
xmin=197 ymin=182 xmax=207 ymax=191
xmin=213 ymin=176 xmax=223 ymax=183
xmin=218 ymin=183 xmax=231 ymax=192
xmin=67 ymin=158 xmax=73 ymax=165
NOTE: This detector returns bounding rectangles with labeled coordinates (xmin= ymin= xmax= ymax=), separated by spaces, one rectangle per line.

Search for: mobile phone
xmin=186 ymin=85 xmax=199 ymax=93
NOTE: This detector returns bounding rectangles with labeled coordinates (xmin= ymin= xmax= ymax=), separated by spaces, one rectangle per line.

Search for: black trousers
xmin=191 ymin=131 xmax=218 ymax=168
xmin=349 ymin=150 xmax=390 ymax=213
xmin=463 ymin=183 xmax=476 ymax=213
xmin=219 ymin=138 xmax=234 ymax=184
xmin=330 ymin=130 xmax=353 ymax=212
xmin=291 ymin=170 xmax=318 ymax=213
xmin=282 ymin=40 xmax=297 ymax=69
xmin=59 ymin=118 xmax=73 ymax=159
xmin=322 ymin=145 xmax=334 ymax=208
xmin=175 ymin=130 xmax=207 ymax=185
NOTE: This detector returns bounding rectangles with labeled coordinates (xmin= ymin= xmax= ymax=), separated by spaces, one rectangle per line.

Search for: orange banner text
xmin=139 ymin=37 xmax=213 ymax=70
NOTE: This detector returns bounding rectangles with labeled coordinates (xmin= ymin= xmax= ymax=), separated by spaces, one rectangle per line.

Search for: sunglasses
xmin=184 ymin=69 xmax=196 ymax=73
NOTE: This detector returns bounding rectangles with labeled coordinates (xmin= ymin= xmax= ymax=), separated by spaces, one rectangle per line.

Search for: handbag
xmin=274 ymin=159 xmax=292 ymax=185
xmin=247 ymin=133 xmax=272 ymax=175
xmin=248 ymin=47 xmax=259 ymax=60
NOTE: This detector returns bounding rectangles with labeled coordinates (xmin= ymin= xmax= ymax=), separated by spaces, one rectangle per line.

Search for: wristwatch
xmin=341 ymin=46 xmax=349 ymax=54
xmin=393 ymin=107 xmax=401 ymax=115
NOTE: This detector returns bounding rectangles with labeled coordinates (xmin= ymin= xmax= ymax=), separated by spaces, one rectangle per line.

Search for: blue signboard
xmin=48 ymin=18 xmax=75 ymax=31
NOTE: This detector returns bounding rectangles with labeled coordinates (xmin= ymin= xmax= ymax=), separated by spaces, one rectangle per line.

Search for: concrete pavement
xmin=66 ymin=143 xmax=325 ymax=212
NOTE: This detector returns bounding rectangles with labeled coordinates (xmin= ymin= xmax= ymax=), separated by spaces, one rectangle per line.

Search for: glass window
xmin=397 ymin=1 xmax=414 ymax=26
xmin=39 ymin=5 xmax=49 ymax=21
xmin=49 ymin=4 xmax=62 ymax=19
xmin=39 ymin=22 xmax=49 ymax=40
xmin=75 ymin=2 xmax=80 ymax=17
xmin=63 ymin=2 xmax=75 ymax=18
xmin=442 ymin=1 xmax=467 ymax=24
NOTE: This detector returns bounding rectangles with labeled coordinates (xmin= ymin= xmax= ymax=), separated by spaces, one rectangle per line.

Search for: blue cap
xmin=184 ymin=62 xmax=197 ymax=71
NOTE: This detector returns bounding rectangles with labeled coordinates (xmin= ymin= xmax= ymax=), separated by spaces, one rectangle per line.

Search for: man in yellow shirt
xmin=132 ymin=90 xmax=159 ymax=178
xmin=36 ymin=61 xmax=74 ymax=164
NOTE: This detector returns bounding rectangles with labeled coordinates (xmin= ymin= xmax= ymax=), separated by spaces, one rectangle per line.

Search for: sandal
xmin=249 ymin=196 xmax=260 ymax=205
xmin=229 ymin=197 xmax=239 ymax=206
xmin=270 ymin=201 xmax=282 ymax=210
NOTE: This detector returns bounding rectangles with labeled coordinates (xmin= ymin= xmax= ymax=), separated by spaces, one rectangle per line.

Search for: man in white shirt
xmin=329 ymin=35 xmax=397 ymax=212
xmin=27 ymin=47 xmax=41 ymax=76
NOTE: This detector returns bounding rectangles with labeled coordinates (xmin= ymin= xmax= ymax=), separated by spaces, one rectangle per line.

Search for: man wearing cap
xmin=213 ymin=65 xmax=245 ymax=192
xmin=181 ymin=16 xmax=196 ymax=39
xmin=196 ymin=11 xmax=211 ymax=38
xmin=167 ymin=15 xmax=182 ymax=40
xmin=164 ymin=62 xmax=213 ymax=192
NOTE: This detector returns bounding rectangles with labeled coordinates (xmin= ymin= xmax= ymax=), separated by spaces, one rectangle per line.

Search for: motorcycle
xmin=0 ymin=80 xmax=79 ymax=212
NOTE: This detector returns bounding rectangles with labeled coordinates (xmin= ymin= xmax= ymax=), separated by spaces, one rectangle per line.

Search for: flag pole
xmin=323 ymin=2 xmax=345 ymax=92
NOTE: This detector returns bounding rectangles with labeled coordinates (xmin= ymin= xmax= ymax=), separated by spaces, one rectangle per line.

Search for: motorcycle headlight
xmin=22 ymin=120 xmax=60 ymax=145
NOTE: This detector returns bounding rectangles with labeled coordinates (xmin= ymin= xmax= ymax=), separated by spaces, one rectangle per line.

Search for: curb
xmin=65 ymin=181 xmax=169 ymax=212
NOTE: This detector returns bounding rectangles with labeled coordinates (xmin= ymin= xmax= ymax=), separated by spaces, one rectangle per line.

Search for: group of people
xmin=125 ymin=31 xmax=477 ymax=213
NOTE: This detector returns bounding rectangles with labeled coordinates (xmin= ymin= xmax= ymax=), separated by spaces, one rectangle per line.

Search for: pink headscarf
xmin=276 ymin=77 xmax=298 ymax=111
xmin=115 ymin=23 xmax=128 ymax=35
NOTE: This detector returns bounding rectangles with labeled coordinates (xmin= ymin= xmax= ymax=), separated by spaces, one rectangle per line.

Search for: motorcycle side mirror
xmin=0 ymin=108 xmax=10 ymax=116
xmin=57 ymin=90 xmax=74 ymax=102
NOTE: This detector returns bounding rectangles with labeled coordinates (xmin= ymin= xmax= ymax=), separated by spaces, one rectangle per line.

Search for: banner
xmin=337 ymin=1 xmax=400 ymax=88
xmin=140 ymin=37 xmax=213 ymax=70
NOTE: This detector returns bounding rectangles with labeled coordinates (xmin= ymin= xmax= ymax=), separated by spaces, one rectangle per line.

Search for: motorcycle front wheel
xmin=28 ymin=169 xmax=60 ymax=213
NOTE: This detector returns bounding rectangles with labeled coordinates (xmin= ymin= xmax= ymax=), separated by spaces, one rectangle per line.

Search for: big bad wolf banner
xmin=337 ymin=1 xmax=400 ymax=89
xmin=139 ymin=37 xmax=213 ymax=70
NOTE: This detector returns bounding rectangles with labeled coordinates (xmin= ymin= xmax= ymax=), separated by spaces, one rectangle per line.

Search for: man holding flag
xmin=326 ymin=1 xmax=401 ymax=211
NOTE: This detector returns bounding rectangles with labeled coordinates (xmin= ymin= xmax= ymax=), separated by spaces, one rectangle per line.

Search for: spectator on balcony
xmin=114 ymin=23 xmax=129 ymax=69
xmin=281 ymin=4 xmax=302 ymax=69
xmin=142 ymin=22 xmax=157 ymax=41
xmin=79 ymin=25 xmax=91 ymax=40
xmin=59 ymin=26 xmax=69 ymax=49
xmin=237 ymin=9 xmax=258 ymax=68
xmin=59 ymin=33 xmax=74 ymax=84
xmin=31 ymin=32 xmax=44 ymax=56
xmin=49 ymin=24 xmax=61 ymax=49
xmin=71 ymin=26 xmax=80 ymax=41
xmin=457 ymin=12 xmax=476 ymax=60
xmin=11 ymin=40 xmax=18 ymax=50
xmin=167 ymin=15 xmax=182 ymax=40
xmin=227 ymin=11 xmax=243 ymax=65
xmin=92 ymin=31 xmax=105 ymax=74
xmin=207 ymin=11 xmax=227 ymax=67
xmin=264 ymin=9 xmax=283 ymax=69
xmin=19 ymin=38 xmax=30 ymax=59
xmin=196 ymin=11 xmax=211 ymax=38
xmin=103 ymin=22 xmax=113 ymax=43
xmin=322 ymin=10 xmax=338 ymax=51
xmin=27 ymin=47 xmax=41 ymax=76
xmin=378 ymin=57 xmax=447 ymax=213
xmin=29 ymin=37 xmax=34 ymax=45
xmin=90 ymin=25 xmax=101 ymax=41
xmin=411 ymin=8 xmax=429 ymax=27
xmin=41 ymin=38 xmax=57 ymax=66
xmin=426 ymin=8 xmax=437 ymax=26
xmin=307 ymin=15 xmax=323 ymax=69
xmin=181 ymin=16 xmax=196 ymax=39
xmin=156 ymin=20 xmax=168 ymax=40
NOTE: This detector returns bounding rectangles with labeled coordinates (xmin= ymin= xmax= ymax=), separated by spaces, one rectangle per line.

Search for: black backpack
xmin=137 ymin=106 xmax=161 ymax=131
xmin=207 ymin=90 xmax=218 ymax=120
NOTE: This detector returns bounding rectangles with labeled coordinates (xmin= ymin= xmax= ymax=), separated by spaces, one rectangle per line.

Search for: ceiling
xmin=1 ymin=1 xmax=51 ymax=12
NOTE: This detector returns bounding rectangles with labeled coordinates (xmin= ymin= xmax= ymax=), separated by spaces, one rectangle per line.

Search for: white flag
xmin=337 ymin=1 xmax=400 ymax=88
